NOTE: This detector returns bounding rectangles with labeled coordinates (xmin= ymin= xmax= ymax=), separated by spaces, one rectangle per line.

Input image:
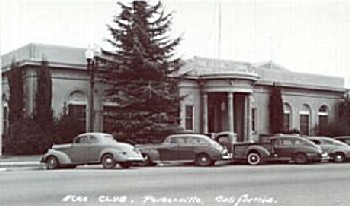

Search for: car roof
xmin=335 ymin=136 xmax=350 ymax=139
xmin=308 ymin=136 xmax=331 ymax=140
xmin=168 ymin=133 xmax=208 ymax=139
xmin=77 ymin=133 xmax=113 ymax=138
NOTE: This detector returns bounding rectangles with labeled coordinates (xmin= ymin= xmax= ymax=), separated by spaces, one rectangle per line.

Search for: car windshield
xmin=298 ymin=137 xmax=317 ymax=147
xmin=202 ymin=135 xmax=223 ymax=147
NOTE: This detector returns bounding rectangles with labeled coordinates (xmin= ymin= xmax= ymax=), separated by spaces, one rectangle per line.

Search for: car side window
xmin=76 ymin=136 xmax=89 ymax=144
xmin=177 ymin=137 xmax=187 ymax=145
xmin=170 ymin=137 xmax=178 ymax=144
xmin=282 ymin=139 xmax=293 ymax=146
xmin=311 ymin=140 xmax=321 ymax=145
xmin=188 ymin=137 xmax=203 ymax=145
xmin=89 ymin=136 xmax=99 ymax=143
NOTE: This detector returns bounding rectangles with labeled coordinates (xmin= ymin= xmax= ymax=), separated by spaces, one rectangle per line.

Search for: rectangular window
xmin=300 ymin=114 xmax=310 ymax=135
xmin=185 ymin=105 xmax=194 ymax=130
xmin=283 ymin=113 xmax=290 ymax=132
xmin=251 ymin=108 xmax=257 ymax=131
xmin=68 ymin=104 xmax=86 ymax=120
xmin=318 ymin=115 xmax=328 ymax=129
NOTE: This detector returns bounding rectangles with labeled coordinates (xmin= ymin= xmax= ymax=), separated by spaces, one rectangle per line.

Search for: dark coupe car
xmin=308 ymin=136 xmax=350 ymax=163
xmin=136 ymin=133 xmax=230 ymax=166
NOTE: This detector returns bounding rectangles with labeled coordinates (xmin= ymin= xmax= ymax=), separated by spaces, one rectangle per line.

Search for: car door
xmin=158 ymin=137 xmax=178 ymax=161
xmin=86 ymin=135 xmax=101 ymax=163
xmin=273 ymin=138 xmax=294 ymax=158
xmin=69 ymin=135 xmax=91 ymax=163
xmin=177 ymin=136 xmax=195 ymax=161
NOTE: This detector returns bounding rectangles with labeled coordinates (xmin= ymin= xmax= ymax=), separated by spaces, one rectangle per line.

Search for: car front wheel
xmin=195 ymin=153 xmax=214 ymax=166
xmin=333 ymin=153 xmax=346 ymax=163
xmin=247 ymin=152 xmax=262 ymax=165
xmin=101 ymin=154 xmax=116 ymax=169
xmin=46 ymin=156 xmax=59 ymax=169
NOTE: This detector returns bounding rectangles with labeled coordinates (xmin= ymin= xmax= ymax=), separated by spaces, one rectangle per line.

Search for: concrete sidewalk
xmin=0 ymin=155 xmax=45 ymax=171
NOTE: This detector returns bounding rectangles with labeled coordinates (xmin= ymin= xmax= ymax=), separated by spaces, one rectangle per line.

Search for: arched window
xmin=299 ymin=104 xmax=311 ymax=135
xmin=283 ymin=103 xmax=292 ymax=132
xmin=318 ymin=105 xmax=329 ymax=130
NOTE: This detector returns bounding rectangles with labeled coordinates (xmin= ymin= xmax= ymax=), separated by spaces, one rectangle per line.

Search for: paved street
xmin=1 ymin=162 xmax=350 ymax=206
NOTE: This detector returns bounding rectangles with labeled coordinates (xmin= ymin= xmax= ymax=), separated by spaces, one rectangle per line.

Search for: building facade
xmin=1 ymin=43 xmax=347 ymax=144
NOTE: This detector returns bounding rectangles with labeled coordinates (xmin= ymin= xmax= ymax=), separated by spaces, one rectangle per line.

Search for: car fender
xmin=139 ymin=148 xmax=160 ymax=162
xmin=327 ymin=148 xmax=347 ymax=156
xmin=246 ymin=145 xmax=270 ymax=158
xmin=194 ymin=147 xmax=220 ymax=160
xmin=44 ymin=149 xmax=72 ymax=165
xmin=99 ymin=148 xmax=123 ymax=162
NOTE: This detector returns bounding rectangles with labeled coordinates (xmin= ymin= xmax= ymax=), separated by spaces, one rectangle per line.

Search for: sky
xmin=1 ymin=0 xmax=350 ymax=88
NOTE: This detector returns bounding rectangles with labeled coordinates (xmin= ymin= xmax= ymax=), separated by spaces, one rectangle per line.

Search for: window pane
xmin=300 ymin=115 xmax=309 ymax=135
xmin=185 ymin=105 xmax=194 ymax=130
xmin=283 ymin=114 xmax=290 ymax=131
xmin=319 ymin=115 xmax=328 ymax=129
xmin=251 ymin=108 xmax=256 ymax=131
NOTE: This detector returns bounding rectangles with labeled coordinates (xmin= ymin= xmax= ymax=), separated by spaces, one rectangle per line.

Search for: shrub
xmin=4 ymin=118 xmax=52 ymax=155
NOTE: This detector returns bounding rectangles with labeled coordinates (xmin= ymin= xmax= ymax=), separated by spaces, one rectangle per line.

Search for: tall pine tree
xmin=8 ymin=61 xmax=24 ymax=123
xmin=104 ymin=1 xmax=182 ymax=141
xmin=269 ymin=83 xmax=284 ymax=134
xmin=34 ymin=59 xmax=53 ymax=129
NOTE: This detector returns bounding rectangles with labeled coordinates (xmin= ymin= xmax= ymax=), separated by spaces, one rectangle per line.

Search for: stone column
xmin=228 ymin=92 xmax=234 ymax=133
xmin=202 ymin=93 xmax=208 ymax=134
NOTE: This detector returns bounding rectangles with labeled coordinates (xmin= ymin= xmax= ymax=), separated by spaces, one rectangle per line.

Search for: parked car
xmin=334 ymin=136 xmax=350 ymax=146
xmin=136 ymin=133 xmax=230 ymax=166
xmin=214 ymin=134 xmax=325 ymax=165
xmin=41 ymin=133 xmax=144 ymax=169
xmin=308 ymin=136 xmax=350 ymax=163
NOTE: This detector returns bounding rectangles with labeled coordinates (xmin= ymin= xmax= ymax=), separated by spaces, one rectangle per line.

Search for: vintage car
xmin=136 ymin=133 xmax=230 ymax=166
xmin=308 ymin=136 xmax=350 ymax=163
xmin=41 ymin=133 xmax=144 ymax=169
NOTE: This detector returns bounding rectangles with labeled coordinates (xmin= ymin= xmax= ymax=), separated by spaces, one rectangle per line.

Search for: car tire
xmin=195 ymin=153 xmax=214 ymax=166
xmin=46 ymin=156 xmax=59 ymax=169
xmin=333 ymin=153 xmax=346 ymax=163
xmin=101 ymin=154 xmax=116 ymax=169
xmin=247 ymin=152 xmax=263 ymax=165
xmin=294 ymin=153 xmax=308 ymax=164
xmin=119 ymin=162 xmax=132 ymax=169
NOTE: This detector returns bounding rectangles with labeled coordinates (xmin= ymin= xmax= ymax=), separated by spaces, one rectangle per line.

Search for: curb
xmin=0 ymin=162 xmax=45 ymax=171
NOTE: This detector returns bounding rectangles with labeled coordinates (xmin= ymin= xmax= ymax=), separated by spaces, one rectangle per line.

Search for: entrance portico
xmin=202 ymin=91 xmax=253 ymax=142
xmin=181 ymin=58 xmax=258 ymax=142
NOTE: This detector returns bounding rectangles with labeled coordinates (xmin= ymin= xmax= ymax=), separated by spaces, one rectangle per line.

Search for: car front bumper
xmin=306 ymin=153 xmax=325 ymax=162
xmin=222 ymin=153 xmax=233 ymax=160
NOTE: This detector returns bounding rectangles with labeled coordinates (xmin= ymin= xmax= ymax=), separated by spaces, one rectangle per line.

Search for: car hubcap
xmin=47 ymin=157 xmax=57 ymax=169
xmin=248 ymin=153 xmax=260 ymax=165
xmin=335 ymin=155 xmax=344 ymax=163
xmin=251 ymin=155 xmax=258 ymax=163
xmin=105 ymin=158 xmax=112 ymax=164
